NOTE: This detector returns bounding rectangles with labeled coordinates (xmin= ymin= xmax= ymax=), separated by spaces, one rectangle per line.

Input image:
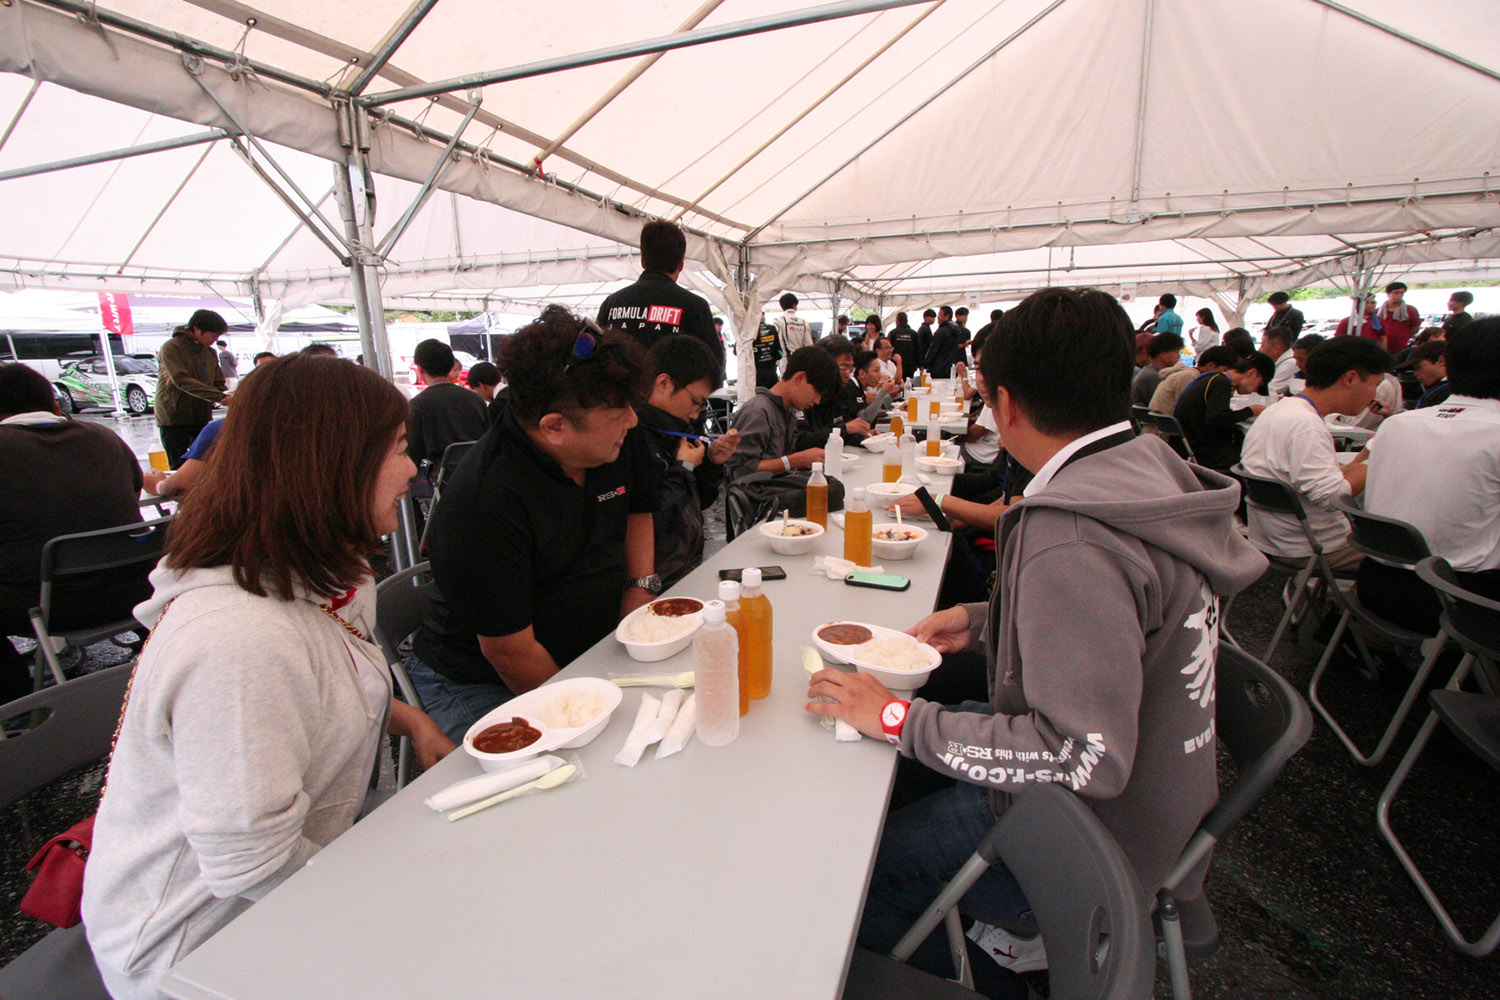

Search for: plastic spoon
xmin=613 ymin=671 xmax=695 ymax=689
xmin=447 ymin=764 xmax=577 ymax=822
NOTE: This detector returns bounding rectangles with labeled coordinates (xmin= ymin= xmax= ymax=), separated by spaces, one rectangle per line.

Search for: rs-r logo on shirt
xmin=647 ymin=305 xmax=683 ymax=325
xmin=596 ymin=486 xmax=628 ymax=503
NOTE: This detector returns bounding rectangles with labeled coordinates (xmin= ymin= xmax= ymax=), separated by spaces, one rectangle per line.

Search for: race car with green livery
xmin=55 ymin=355 xmax=159 ymax=415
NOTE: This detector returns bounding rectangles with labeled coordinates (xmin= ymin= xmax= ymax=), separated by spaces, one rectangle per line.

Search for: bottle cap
xmin=811 ymin=461 xmax=823 ymax=473
xmin=852 ymin=487 xmax=867 ymax=502
xmin=718 ymin=579 xmax=741 ymax=602
xmin=742 ymin=567 xmax=762 ymax=588
xmin=703 ymin=599 xmax=726 ymax=624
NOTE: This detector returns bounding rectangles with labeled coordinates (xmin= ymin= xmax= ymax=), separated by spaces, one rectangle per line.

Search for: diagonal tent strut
xmin=360 ymin=0 xmax=939 ymax=107
xmin=343 ymin=0 xmax=444 ymax=96
xmin=0 ymin=130 xmax=225 ymax=182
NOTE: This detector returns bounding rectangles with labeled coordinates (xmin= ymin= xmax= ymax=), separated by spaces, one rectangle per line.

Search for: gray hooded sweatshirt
xmin=899 ymin=433 xmax=1266 ymax=895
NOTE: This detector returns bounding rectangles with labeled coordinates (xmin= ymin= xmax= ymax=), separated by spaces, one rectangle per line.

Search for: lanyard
xmin=1294 ymin=392 xmax=1322 ymax=417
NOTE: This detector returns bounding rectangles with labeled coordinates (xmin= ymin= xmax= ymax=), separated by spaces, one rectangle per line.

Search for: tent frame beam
xmin=1128 ymin=0 xmax=1157 ymax=207
xmin=0 ymin=77 xmax=40 ymax=155
xmin=360 ymin=0 xmax=938 ymax=107
xmin=345 ymin=0 xmax=444 ymax=96
xmin=1307 ymin=0 xmax=1500 ymax=84
xmin=376 ymin=90 xmax=482 ymax=256
xmin=0 ymin=130 xmax=224 ymax=182
xmin=117 ymin=142 xmax=218 ymax=274
xmin=228 ymin=137 xmax=350 ymax=263
xmin=21 ymin=0 xmax=333 ymax=97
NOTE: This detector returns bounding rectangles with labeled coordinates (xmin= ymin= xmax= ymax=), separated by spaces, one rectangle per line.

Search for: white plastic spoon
xmin=447 ymin=764 xmax=577 ymax=822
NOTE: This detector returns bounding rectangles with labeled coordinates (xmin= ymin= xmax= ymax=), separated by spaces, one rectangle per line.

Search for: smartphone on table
xmin=718 ymin=566 xmax=788 ymax=582
xmin=845 ymin=570 xmax=911 ymax=592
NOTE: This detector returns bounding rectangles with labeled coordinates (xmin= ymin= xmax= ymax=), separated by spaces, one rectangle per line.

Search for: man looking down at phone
xmin=807 ymin=287 xmax=1265 ymax=989
xmin=407 ymin=308 xmax=659 ymax=742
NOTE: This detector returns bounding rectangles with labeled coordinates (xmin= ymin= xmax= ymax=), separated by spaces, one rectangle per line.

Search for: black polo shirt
xmin=413 ymin=411 xmax=658 ymax=685
xmin=598 ymin=271 xmax=723 ymax=364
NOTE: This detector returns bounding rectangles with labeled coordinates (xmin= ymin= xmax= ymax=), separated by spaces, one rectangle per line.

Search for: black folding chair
xmin=1130 ymin=404 xmax=1152 ymax=434
xmin=1148 ymin=411 xmax=1196 ymax=462
xmin=417 ymin=439 xmax=478 ymax=553
xmin=1309 ymin=497 xmax=1444 ymax=766
xmin=374 ymin=562 xmax=437 ymax=789
xmin=844 ymin=782 xmax=1155 ymax=1000
xmin=0 ymin=665 xmax=129 ymax=1000
xmin=28 ymin=516 xmax=171 ymax=688
xmin=1155 ymin=644 xmax=1313 ymax=1000
xmin=1229 ymin=465 xmax=1353 ymax=665
xmin=1377 ymin=557 xmax=1500 ymax=956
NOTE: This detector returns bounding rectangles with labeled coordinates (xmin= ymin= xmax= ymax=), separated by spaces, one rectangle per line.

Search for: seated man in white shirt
xmin=1240 ymin=337 xmax=1394 ymax=571
xmin=1261 ymin=325 xmax=1299 ymax=398
xmin=1357 ymin=317 xmax=1500 ymax=634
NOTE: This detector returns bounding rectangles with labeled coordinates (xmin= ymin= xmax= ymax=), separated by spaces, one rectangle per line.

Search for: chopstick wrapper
xmin=615 ymin=689 xmax=685 ymax=766
xmin=811 ymin=555 xmax=886 ymax=580
xmin=655 ymin=693 xmax=697 ymax=758
xmin=424 ymin=755 xmax=566 ymax=812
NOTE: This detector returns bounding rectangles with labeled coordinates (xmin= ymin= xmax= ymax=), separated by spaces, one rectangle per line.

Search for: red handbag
xmin=20 ymin=814 xmax=96 ymax=928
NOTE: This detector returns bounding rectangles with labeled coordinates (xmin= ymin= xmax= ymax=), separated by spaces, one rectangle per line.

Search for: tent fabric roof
xmin=2 ymin=0 xmax=1498 ymax=318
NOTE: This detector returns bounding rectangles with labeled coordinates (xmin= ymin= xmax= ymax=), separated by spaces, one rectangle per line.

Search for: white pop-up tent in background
xmin=1 ymin=0 xmax=1497 ymax=395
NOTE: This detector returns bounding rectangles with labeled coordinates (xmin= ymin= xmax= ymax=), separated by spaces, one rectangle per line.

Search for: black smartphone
xmin=718 ymin=566 xmax=788 ymax=582
xmin=913 ymin=486 xmax=952 ymax=532
xmin=845 ymin=570 xmax=911 ymax=592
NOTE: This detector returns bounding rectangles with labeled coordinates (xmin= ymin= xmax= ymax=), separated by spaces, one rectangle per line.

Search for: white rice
xmin=855 ymin=635 xmax=931 ymax=672
xmin=535 ymin=690 xmax=610 ymax=729
xmin=622 ymin=610 xmax=696 ymax=644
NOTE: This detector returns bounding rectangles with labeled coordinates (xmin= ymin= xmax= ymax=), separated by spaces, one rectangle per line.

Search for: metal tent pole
xmin=98 ymin=330 xmax=127 ymax=418
xmin=361 ymin=0 xmax=936 ymax=107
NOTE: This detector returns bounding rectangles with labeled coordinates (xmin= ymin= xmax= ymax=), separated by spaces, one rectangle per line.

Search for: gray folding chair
xmin=1377 ymin=557 xmax=1500 ymax=956
xmin=374 ymin=562 xmax=436 ymax=788
xmin=1229 ymin=465 xmax=1352 ymax=665
xmin=1155 ymin=644 xmax=1313 ymax=1000
xmin=844 ymin=782 xmax=1155 ymax=1000
xmin=28 ymin=516 xmax=171 ymax=688
xmin=1308 ymin=497 xmax=1444 ymax=766
xmin=0 ymin=665 xmax=129 ymax=1000
xmin=417 ymin=439 xmax=478 ymax=553
xmin=1148 ymin=411 xmax=1196 ymax=463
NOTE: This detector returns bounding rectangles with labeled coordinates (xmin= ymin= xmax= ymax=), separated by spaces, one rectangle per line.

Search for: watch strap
xmin=879 ymin=699 xmax=911 ymax=746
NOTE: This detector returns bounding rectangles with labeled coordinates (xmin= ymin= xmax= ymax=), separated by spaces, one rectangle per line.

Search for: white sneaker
xmin=966 ymin=921 xmax=1048 ymax=973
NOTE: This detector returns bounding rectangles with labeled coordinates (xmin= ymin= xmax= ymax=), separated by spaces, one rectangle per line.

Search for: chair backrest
xmin=979 ymin=783 xmax=1155 ymax=1000
xmin=1334 ymin=496 xmax=1431 ymax=569
xmin=724 ymin=481 xmax=766 ymax=543
xmin=436 ymin=439 xmax=478 ymax=487
xmin=373 ymin=562 xmax=438 ymax=666
xmin=1199 ymin=644 xmax=1313 ymax=845
xmin=0 ymin=663 xmax=131 ymax=810
xmin=1417 ymin=557 xmax=1500 ymax=664
xmin=37 ymin=516 xmax=172 ymax=622
xmin=1229 ymin=464 xmax=1307 ymax=520
xmin=1130 ymin=404 xmax=1152 ymax=433
xmin=1148 ymin=412 xmax=1194 ymax=461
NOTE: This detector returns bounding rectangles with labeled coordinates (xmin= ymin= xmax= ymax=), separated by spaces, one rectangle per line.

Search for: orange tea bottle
xmin=844 ymin=487 xmax=873 ymax=567
xmin=740 ymin=568 xmax=773 ymax=699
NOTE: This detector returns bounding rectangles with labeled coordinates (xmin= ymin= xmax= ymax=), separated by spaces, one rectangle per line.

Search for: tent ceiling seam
xmin=1306 ymin=0 xmax=1500 ymax=83
xmin=668 ymin=0 xmax=946 ymax=224
xmin=116 ymin=140 xmax=217 ymax=273
xmin=744 ymin=0 xmax=1070 ymax=241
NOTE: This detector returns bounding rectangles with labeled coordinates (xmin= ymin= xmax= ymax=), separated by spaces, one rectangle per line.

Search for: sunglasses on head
xmin=562 ymin=319 xmax=603 ymax=375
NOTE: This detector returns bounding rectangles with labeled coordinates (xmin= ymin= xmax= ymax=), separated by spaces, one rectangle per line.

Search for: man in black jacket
xmin=922 ymin=306 xmax=966 ymax=377
xmin=1173 ymin=349 xmax=1272 ymax=472
xmin=915 ymin=309 xmax=936 ymax=370
xmin=636 ymin=337 xmax=741 ymax=586
xmin=598 ymin=220 xmax=722 ymax=366
xmin=408 ymin=338 xmax=490 ymax=488
xmin=888 ymin=311 xmax=923 ymax=379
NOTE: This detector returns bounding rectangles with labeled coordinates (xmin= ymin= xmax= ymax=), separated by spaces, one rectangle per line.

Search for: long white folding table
xmin=161 ymin=454 xmax=953 ymax=1000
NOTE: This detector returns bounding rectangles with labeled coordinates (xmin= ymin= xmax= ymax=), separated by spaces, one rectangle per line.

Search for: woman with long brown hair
xmin=82 ymin=354 xmax=454 ymax=1000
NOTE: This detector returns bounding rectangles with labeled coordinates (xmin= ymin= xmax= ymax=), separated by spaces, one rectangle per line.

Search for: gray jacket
xmin=83 ymin=565 xmax=389 ymax=999
xmin=899 ymin=434 xmax=1266 ymax=895
xmin=726 ymin=387 xmax=798 ymax=482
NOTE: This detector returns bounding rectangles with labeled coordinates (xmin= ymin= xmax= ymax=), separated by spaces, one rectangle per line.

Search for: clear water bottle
xmin=824 ymin=426 xmax=843 ymax=481
xmin=694 ymin=600 xmax=740 ymax=746
xmin=899 ymin=431 xmax=917 ymax=478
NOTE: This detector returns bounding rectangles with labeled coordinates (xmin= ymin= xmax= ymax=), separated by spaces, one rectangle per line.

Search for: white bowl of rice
xmin=530 ymin=677 xmax=623 ymax=749
xmin=759 ymin=517 xmax=825 ymax=555
xmin=615 ymin=596 xmax=705 ymax=662
xmin=811 ymin=620 xmax=942 ymax=691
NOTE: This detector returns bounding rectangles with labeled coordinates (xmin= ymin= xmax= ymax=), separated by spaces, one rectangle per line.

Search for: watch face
xmin=881 ymin=702 xmax=907 ymax=728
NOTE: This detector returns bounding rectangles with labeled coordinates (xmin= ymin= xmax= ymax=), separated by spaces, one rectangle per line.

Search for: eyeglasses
xmin=562 ymin=320 xmax=602 ymax=375
xmin=686 ymin=390 xmax=710 ymax=412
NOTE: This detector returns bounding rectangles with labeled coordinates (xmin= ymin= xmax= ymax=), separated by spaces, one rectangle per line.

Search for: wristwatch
xmin=880 ymin=699 xmax=911 ymax=746
xmin=627 ymin=574 xmax=664 ymax=595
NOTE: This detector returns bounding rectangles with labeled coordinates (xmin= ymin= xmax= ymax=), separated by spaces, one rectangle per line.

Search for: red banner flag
xmin=98 ymin=292 xmax=134 ymax=338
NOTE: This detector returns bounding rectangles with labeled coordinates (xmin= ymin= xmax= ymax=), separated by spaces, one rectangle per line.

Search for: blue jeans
xmin=858 ymin=781 xmax=1034 ymax=986
xmin=403 ymin=654 xmax=514 ymax=744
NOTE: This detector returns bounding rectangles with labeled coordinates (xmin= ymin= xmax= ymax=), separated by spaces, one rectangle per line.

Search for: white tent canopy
xmin=3 ymin=0 xmax=1498 ymax=384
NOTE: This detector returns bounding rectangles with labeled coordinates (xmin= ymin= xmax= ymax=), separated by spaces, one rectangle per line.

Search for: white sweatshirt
xmin=82 ymin=564 xmax=389 ymax=1000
